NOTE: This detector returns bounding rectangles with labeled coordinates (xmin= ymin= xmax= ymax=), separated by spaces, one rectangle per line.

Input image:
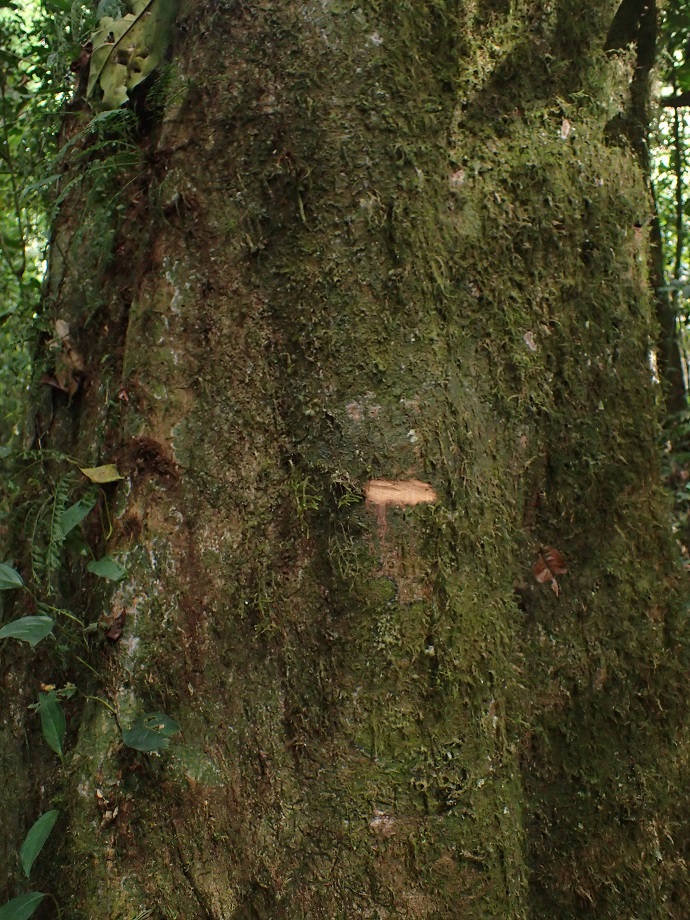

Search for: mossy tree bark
xmin=1 ymin=1 xmax=689 ymax=918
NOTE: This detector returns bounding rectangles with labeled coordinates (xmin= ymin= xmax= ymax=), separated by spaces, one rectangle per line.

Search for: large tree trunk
xmin=2 ymin=1 xmax=689 ymax=917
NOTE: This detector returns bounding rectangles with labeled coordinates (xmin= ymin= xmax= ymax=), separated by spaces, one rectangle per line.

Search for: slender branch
xmin=663 ymin=91 xmax=690 ymax=108
xmin=672 ymin=103 xmax=685 ymax=287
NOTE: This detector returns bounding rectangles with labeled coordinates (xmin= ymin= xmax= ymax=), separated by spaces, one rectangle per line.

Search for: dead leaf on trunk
xmin=101 ymin=609 xmax=126 ymax=641
xmin=532 ymin=546 xmax=568 ymax=596
xmin=39 ymin=373 xmax=69 ymax=393
xmin=51 ymin=319 xmax=86 ymax=398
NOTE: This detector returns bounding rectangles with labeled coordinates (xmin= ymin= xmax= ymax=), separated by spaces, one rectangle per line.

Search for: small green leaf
xmin=79 ymin=464 xmax=123 ymax=483
xmin=0 ymin=563 xmax=23 ymax=590
xmin=0 ymin=616 xmax=54 ymax=648
xmin=122 ymin=711 xmax=180 ymax=752
xmin=37 ymin=692 xmax=66 ymax=756
xmin=60 ymin=495 xmax=97 ymax=536
xmin=0 ymin=892 xmax=45 ymax=920
xmin=87 ymin=555 xmax=126 ymax=581
xmin=20 ymin=810 xmax=58 ymax=878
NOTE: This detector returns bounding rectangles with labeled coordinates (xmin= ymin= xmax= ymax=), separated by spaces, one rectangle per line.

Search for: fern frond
xmin=27 ymin=495 xmax=50 ymax=584
xmin=45 ymin=474 xmax=72 ymax=580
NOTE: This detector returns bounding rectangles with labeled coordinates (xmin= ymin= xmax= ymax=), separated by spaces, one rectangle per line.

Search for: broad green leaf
xmin=0 ymin=563 xmax=23 ymax=590
xmin=87 ymin=555 xmax=126 ymax=581
xmin=122 ymin=712 xmax=180 ymax=752
xmin=37 ymin=693 xmax=66 ymax=756
xmin=20 ymin=810 xmax=58 ymax=878
xmin=79 ymin=464 xmax=123 ymax=483
xmin=0 ymin=616 xmax=54 ymax=648
xmin=0 ymin=892 xmax=45 ymax=920
xmin=60 ymin=496 xmax=97 ymax=536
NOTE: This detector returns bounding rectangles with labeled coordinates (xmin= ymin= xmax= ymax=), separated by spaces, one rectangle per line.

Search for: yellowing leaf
xmin=87 ymin=0 xmax=180 ymax=110
xmin=79 ymin=464 xmax=123 ymax=483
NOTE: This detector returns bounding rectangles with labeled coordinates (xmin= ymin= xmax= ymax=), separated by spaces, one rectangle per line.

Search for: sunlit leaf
xmin=0 ymin=616 xmax=54 ymax=648
xmin=79 ymin=464 xmax=123 ymax=483
xmin=0 ymin=892 xmax=45 ymax=920
xmin=88 ymin=0 xmax=179 ymax=110
xmin=20 ymin=810 xmax=58 ymax=878
xmin=122 ymin=712 xmax=180 ymax=752
xmin=0 ymin=563 xmax=23 ymax=590
xmin=87 ymin=555 xmax=126 ymax=581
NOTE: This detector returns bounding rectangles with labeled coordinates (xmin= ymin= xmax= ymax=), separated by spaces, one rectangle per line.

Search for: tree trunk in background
xmin=2 ymin=1 xmax=690 ymax=917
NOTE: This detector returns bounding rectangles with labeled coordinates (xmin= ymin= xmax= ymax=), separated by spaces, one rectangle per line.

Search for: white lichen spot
xmin=523 ymin=331 xmax=537 ymax=351
xmin=346 ymin=392 xmax=382 ymax=421
xmin=121 ymin=635 xmax=140 ymax=658
xmin=170 ymin=288 xmax=184 ymax=314
xmin=370 ymin=810 xmax=397 ymax=836
xmin=449 ymin=168 xmax=465 ymax=189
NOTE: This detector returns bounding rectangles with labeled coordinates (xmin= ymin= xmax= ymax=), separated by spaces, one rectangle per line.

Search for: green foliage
xmin=86 ymin=553 xmax=126 ymax=581
xmin=34 ymin=689 xmax=66 ymax=756
xmin=0 ymin=560 xmax=23 ymax=588
xmin=19 ymin=470 xmax=75 ymax=591
xmin=662 ymin=0 xmax=690 ymax=96
xmin=0 ymin=3 xmax=182 ymax=913
xmin=59 ymin=493 xmax=96 ymax=536
xmin=122 ymin=711 xmax=181 ymax=752
xmin=0 ymin=893 xmax=45 ymax=920
xmin=0 ymin=614 xmax=53 ymax=646
xmin=19 ymin=810 xmax=58 ymax=878
xmin=653 ymin=0 xmax=690 ymax=306
xmin=652 ymin=0 xmax=690 ymax=543
xmin=0 ymin=1 xmax=91 ymax=447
